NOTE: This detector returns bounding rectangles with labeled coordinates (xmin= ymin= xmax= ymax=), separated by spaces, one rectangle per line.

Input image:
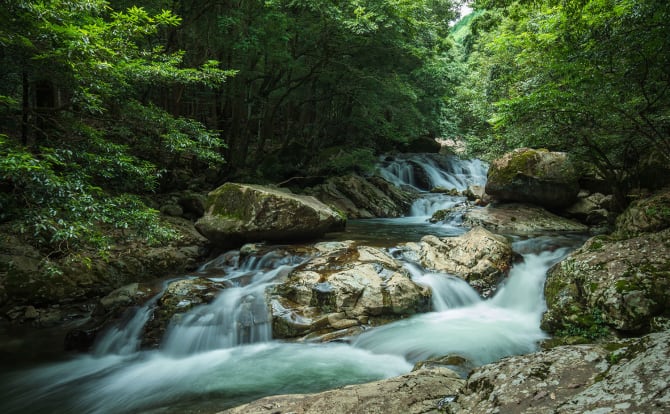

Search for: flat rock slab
xmin=220 ymin=367 xmax=464 ymax=414
xmin=463 ymin=203 xmax=587 ymax=235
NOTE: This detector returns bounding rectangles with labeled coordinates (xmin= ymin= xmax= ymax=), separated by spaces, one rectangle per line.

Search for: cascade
xmin=0 ymin=153 xmax=585 ymax=414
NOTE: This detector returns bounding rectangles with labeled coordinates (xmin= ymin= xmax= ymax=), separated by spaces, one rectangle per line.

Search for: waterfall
xmin=378 ymin=154 xmax=488 ymax=191
xmin=377 ymin=154 xmax=488 ymax=219
xmin=404 ymin=263 xmax=481 ymax=311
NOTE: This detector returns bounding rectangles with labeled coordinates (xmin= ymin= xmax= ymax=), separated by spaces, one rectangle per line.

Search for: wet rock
xmin=271 ymin=241 xmax=431 ymax=339
xmin=304 ymin=174 xmax=415 ymax=219
xmin=221 ymin=366 xmax=464 ymax=414
xmin=485 ymin=148 xmax=580 ymax=209
xmin=399 ymin=227 xmax=514 ymax=297
xmin=463 ymin=203 xmax=588 ymax=235
xmin=542 ymin=228 xmax=670 ymax=337
xmin=196 ymin=183 xmax=346 ymax=247
xmin=142 ymin=277 xmax=225 ymax=348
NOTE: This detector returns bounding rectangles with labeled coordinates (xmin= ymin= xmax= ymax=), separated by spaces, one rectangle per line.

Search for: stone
xmin=304 ymin=174 xmax=415 ymax=219
xmin=196 ymin=183 xmax=346 ymax=247
xmin=542 ymin=229 xmax=670 ymax=336
xmin=399 ymin=227 xmax=514 ymax=297
xmin=463 ymin=203 xmax=588 ymax=235
xmin=141 ymin=277 xmax=225 ymax=348
xmin=485 ymin=148 xmax=580 ymax=209
xmin=448 ymin=344 xmax=610 ymax=414
xmin=271 ymin=242 xmax=431 ymax=339
xmin=614 ymin=188 xmax=670 ymax=238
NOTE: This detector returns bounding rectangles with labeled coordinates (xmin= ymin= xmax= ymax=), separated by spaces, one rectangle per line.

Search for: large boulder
xmin=398 ymin=227 xmax=514 ymax=297
xmin=542 ymin=228 xmax=670 ymax=337
xmin=614 ymin=188 xmax=670 ymax=239
xmin=271 ymin=241 xmax=431 ymax=340
xmin=196 ymin=183 xmax=346 ymax=247
xmin=222 ymin=366 xmax=464 ymax=414
xmin=463 ymin=204 xmax=588 ymax=235
xmin=445 ymin=330 xmax=670 ymax=414
xmin=304 ymin=174 xmax=415 ymax=219
xmin=485 ymin=148 xmax=580 ymax=209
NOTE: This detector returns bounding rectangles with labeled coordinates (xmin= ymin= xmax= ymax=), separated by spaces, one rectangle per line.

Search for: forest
xmin=1 ymin=0 xmax=669 ymax=258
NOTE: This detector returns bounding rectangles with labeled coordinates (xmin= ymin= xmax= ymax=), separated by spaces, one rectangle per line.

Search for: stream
xmin=0 ymin=154 xmax=586 ymax=414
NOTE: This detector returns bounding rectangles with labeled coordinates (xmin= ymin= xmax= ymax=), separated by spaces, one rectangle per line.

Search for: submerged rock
xmin=271 ymin=241 xmax=431 ymax=340
xmin=221 ymin=366 xmax=464 ymax=414
xmin=196 ymin=183 xmax=346 ymax=247
xmin=542 ymin=228 xmax=670 ymax=337
xmin=399 ymin=227 xmax=514 ymax=297
xmin=485 ymin=148 xmax=580 ymax=209
xmin=463 ymin=203 xmax=588 ymax=235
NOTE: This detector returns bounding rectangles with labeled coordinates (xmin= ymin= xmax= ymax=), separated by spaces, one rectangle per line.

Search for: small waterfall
xmin=353 ymin=247 xmax=573 ymax=365
xmin=377 ymin=154 xmax=488 ymax=219
xmin=378 ymin=154 xmax=488 ymax=191
xmin=162 ymin=249 xmax=306 ymax=355
xmin=404 ymin=263 xmax=481 ymax=311
xmin=92 ymin=301 xmax=156 ymax=356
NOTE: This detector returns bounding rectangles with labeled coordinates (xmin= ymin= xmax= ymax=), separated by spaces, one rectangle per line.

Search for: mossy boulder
xmin=542 ymin=229 xmax=670 ymax=338
xmin=195 ymin=183 xmax=346 ymax=247
xmin=485 ymin=148 xmax=580 ymax=209
xmin=614 ymin=188 xmax=670 ymax=238
xmin=271 ymin=241 xmax=431 ymax=340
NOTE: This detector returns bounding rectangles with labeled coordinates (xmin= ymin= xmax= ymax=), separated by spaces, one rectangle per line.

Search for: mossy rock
xmin=485 ymin=148 xmax=580 ymax=209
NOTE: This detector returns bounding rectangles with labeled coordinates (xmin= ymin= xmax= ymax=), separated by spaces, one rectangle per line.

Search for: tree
xmin=457 ymin=0 xmax=670 ymax=204
xmin=0 ymin=0 xmax=233 ymax=254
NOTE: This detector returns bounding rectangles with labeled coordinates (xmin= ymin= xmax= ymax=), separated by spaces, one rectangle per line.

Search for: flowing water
xmin=0 ymin=154 xmax=586 ymax=414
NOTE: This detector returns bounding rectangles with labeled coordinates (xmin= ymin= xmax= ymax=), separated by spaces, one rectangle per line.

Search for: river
xmin=0 ymin=154 xmax=586 ymax=414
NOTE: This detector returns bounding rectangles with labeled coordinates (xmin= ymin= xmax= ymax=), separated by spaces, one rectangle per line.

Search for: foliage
xmin=454 ymin=0 xmax=670 ymax=199
xmin=0 ymin=0 xmax=232 ymax=254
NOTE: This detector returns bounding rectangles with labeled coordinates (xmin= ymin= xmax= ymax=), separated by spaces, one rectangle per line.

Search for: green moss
xmin=490 ymin=149 xmax=541 ymax=183
xmin=615 ymin=279 xmax=643 ymax=293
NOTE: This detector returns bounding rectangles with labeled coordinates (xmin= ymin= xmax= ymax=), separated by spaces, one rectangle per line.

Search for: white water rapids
xmin=0 ymin=154 xmax=585 ymax=414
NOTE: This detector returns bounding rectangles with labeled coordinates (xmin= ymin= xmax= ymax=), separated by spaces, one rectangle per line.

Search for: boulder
xmin=196 ymin=183 xmax=346 ymax=247
xmin=398 ymin=227 xmax=514 ymax=297
xmin=564 ymin=192 xmax=614 ymax=227
xmin=271 ymin=241 xmax=431 ymax=340
xmin=463 ymin=204 xmax=588 ymax=235
xmin=221 ymin=366 xmax=464 ymax=414
xmin=444 ymin=330 xmax=670 ymax=414
xmin=614 ymin=188 xmax=670 ymax=239
xmin=542 ymin=228 xmax=670 ymax=337
xmin=485 ymin=148 xmax=580 ymax=209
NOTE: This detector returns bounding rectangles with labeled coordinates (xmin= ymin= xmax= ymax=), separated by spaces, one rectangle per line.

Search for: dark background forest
xmin=1 ymin=0 xmax=669 ymax=258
